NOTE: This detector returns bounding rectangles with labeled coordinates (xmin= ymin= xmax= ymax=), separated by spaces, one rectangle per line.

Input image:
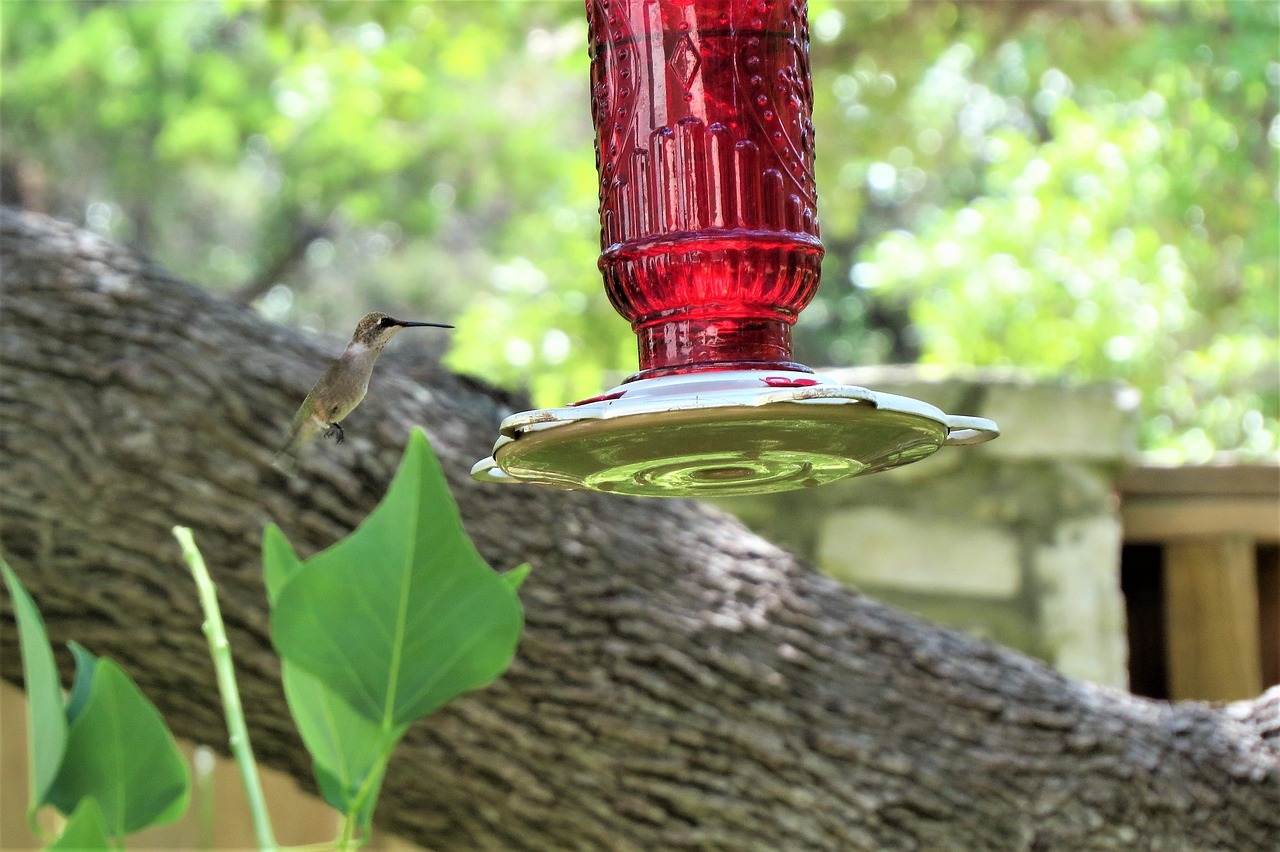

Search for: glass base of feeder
xmin=470 ymin=369 xmax=998 ymax=498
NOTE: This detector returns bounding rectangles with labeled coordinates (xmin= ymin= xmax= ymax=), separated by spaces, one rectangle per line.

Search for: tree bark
xmin=1 ymin=208 xmax=1277 ymax=850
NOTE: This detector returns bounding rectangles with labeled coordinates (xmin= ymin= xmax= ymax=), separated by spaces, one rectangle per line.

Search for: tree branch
xmin=233 ymin=219 xmax=328 ymax=305
xmin=1 ymin=209 xmax=1277 ymax=849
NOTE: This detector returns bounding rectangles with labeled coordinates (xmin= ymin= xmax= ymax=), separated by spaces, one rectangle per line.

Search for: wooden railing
xmin=1119 ymin=463 xmax=1280 ymax=702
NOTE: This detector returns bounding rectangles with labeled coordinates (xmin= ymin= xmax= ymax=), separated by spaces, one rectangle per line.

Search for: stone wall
xmin=716 ymin=366 xmax=1140 ymax=689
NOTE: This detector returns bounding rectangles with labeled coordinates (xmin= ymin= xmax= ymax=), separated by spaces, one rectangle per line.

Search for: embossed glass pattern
xmin=587 ymin=0 xmax=823 ymax=378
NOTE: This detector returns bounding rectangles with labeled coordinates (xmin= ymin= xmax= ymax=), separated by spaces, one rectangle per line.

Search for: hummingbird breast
xmin=313 ymin=349 xmax=377 ymax=425
xmin=322 ymin=378 xmax=369 ymax=424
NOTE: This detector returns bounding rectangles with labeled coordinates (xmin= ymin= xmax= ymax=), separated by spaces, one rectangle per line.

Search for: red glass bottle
xmin=587 ymin=0 xmax=822 ymax=379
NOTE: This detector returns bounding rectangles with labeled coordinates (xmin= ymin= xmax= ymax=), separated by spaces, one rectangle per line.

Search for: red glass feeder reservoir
xmin=472 ymin=0 xmax=997 ymax=497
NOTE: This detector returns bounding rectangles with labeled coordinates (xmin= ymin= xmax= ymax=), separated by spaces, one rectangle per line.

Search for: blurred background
xmin=2 ymin=2 xmax=1278 ymax=847
xmin=1 ymin=0 xmax=1276 ymax=461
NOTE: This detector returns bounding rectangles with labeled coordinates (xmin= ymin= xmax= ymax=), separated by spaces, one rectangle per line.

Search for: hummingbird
xmin=274 ymin=311 xmax=453 ymax=472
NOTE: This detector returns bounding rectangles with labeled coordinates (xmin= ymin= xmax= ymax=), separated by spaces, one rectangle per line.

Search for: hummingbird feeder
xmin=472 ymin=0 xmax=997 ymax=497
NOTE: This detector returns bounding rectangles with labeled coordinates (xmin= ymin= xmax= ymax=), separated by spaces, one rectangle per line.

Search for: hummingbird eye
xmin=378 ymin=317 xmax=395 ymax=328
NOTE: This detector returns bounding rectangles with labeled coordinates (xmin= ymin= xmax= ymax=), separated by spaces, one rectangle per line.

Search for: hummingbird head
xmin=350 ymin=311 xmax=454 ymax=349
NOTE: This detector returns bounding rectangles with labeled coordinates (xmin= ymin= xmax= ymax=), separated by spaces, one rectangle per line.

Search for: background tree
xmin=1 ymin=0 xmax=1275 ymax=456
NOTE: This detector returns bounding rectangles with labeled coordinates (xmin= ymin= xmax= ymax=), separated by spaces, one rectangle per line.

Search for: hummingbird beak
xmin=392 ymin=319 xmax=454 ymax=329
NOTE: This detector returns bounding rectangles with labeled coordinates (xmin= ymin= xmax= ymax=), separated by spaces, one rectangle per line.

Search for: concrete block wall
xmin=716 ymin=366 xmax=1140 ymax=689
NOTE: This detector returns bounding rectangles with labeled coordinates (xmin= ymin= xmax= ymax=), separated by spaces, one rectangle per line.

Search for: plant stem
xmin=337 ymin=811 xmax=358 ymax=851
xmin=174 ymin=526 xmax=278 ymax=852
xmin=335 ymin=751 xmax=390 ymax=851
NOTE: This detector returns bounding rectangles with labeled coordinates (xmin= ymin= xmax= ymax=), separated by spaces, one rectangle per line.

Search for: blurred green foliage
xmin=1 ymin=0 xmax=1275 ymax=458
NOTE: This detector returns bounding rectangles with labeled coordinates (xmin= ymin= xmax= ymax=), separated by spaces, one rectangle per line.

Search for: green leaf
xmin=64 ymin=642 xmax=98 ymax=725
xmin=0 ymin=559 xmax=68 ymax=824
xmin=503 ymin=563 xmax=533 ymax=592
xmin=271 ymin=428 xmax=526 ymax=729
xmin=263 ymin=523 xmax=404 ymax=827
xmin=261 ymin=522 xmax=302 ymax=604
xmin=46 ymin=656 xmax=190 ymax=836
xmin=47 ymin=797 xmax=110 ymax=851
xmin=284 ymin=664 xmax=399 ymax=827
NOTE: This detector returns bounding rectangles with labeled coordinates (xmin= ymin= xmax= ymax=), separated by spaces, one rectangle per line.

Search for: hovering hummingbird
xmin=274 ymin=311 xmax=453 ymax=472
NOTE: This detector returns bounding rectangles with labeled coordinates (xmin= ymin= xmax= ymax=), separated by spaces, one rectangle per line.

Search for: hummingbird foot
xmin=323 ymin=423 xmax=345 ymax=444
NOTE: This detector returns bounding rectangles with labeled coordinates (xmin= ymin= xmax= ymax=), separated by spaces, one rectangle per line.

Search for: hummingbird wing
xmin=273 ymin=412 xmax=324 ymax=473
xmin=271 ymin=446 xmax=302 ymax=475
xmin=274 ymin=364 xmax=337 ymax=473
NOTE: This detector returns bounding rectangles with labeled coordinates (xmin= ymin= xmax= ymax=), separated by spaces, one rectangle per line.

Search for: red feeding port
xmin=587 ymin=0 xmax=822 ymax=379
xmin=761 ymin=375 xmax=819 ymax=387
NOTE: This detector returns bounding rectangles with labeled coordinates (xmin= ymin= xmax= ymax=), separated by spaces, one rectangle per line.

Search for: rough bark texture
xmin=1 ymin=208 xmax=1278 ymax=850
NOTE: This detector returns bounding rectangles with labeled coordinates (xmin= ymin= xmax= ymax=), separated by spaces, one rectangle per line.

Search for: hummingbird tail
xmin=273 ymin=417 xmax=321 ymax=474
xmin=272 ymin=448 xmax=302 ymax=475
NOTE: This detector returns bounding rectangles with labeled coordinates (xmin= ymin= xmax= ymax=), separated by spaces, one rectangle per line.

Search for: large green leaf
xmin=48 ymin=797 xmax=111 ymax=851
xmin=0 ymin=559 xmax=68 ymax=825
xmin=270 ymin=428 xmax=526 ymax=729
xmin=283 ymin=664 xmax=398 ymax=828
xmin=45 ymin=655 xmax=190 ymax=836
xmin=263 ymin=523 xmax=402 ymax=827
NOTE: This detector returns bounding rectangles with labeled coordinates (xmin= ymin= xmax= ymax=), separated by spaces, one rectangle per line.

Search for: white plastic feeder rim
xmin=470 ymin=369 xmax=998 ymax=498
